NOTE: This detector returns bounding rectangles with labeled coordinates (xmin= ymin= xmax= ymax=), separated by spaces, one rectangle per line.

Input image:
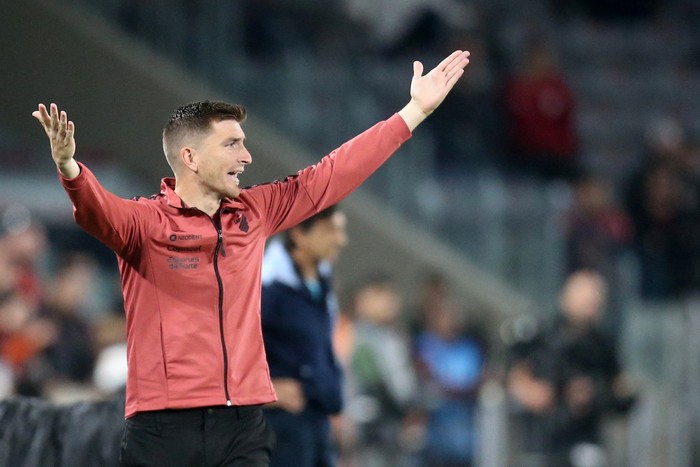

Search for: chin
xmin=224 ymin=186 xmax=241 ymax=199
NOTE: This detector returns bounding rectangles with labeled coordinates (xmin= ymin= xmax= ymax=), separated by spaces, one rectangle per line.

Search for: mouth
xmin=227 ymin=171 xmax=241 ymax=185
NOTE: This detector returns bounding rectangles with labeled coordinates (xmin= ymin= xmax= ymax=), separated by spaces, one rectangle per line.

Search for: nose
xmin=240 ymin=146 xmax=252 ymax=165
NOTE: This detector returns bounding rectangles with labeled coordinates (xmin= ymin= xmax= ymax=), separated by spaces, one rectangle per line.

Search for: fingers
xmin=446 ymin=68 xmax=465 ymax=90
xmin=436 ymin=50 xmax=463 ymax=72
xmin=57 ymin=110 xmax=74 ymax=140
xmin=440 ymin=52 xmax=470 ymax=91
xmin=32 ymin=103 xmax=51 ymax=132
xmin=445 ymin=54 xmax=469 ymax=81
xmin=51 ymin=104 xmax=67 ymax=138
xmin=444 ymin=51 xmax=470 ymax=75
xmin=33 ymin=103 xmax=74 ymax=138
xmin=58 ymin=109 xmax=67 ymax=135
xmin=437 ymin=50 xmax=469 ymax=73
xmin=32 ymin=105 xmax=47 ymax=123
xmin=426 ymin=50 xmax=469 ymax=90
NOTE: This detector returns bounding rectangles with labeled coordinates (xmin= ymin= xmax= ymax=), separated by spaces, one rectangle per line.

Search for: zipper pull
xmin=218 ymin=230 xmax=227 ymax=257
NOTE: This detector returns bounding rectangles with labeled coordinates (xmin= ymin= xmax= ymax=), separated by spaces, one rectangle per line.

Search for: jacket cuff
xmin=58 ymin=161 xmax=88 ymax=190
xmin=388 ymin=112 xmax=413 ymax=139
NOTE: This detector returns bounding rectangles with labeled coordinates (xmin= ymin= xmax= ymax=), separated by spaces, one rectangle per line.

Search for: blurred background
xmin=2 ymin=0 xmax=700 ymax=465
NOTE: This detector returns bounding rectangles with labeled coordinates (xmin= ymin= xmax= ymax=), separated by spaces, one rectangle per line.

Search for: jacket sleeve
xmin=246 ymin=113 xmax=411 ymax=236
xmin=59 ymin=162 xmax=147 ymax=257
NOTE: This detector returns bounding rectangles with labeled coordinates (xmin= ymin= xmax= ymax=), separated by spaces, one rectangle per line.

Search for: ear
xmin=180 ymin=147 xmax=198 ymax=172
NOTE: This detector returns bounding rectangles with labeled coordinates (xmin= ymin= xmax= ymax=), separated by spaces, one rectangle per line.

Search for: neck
xmin=174 ymin=180 xmax=221 ymax=217
xmin=291 ymin=249 xmax=319 ymax=280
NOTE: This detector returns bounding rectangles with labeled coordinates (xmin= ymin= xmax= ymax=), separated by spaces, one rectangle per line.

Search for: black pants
xmin=120 ymin=405 xmax=275 ymax=467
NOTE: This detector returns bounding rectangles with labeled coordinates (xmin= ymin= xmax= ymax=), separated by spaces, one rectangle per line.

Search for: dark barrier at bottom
xmin=0 ymin=389 xmax=125 ymax=467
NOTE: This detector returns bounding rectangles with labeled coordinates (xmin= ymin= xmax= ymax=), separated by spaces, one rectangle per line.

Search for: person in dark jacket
xmin=506 ymin=270 xmax=636 ymax=467
xmin=261 ymin=205 xmax=348 ymax=467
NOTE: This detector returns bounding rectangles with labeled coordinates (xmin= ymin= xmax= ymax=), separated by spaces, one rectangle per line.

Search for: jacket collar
xmin=159 ymin=177 xmax=244 ymax=210
xmin=261 ymin=239 xmax=332 ymax=290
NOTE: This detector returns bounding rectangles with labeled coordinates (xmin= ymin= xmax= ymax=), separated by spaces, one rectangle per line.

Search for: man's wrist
xmin=398 ymin=100 xmax=431 ymax=132
xmin=57 ymin=159 xmax=80 ymax=179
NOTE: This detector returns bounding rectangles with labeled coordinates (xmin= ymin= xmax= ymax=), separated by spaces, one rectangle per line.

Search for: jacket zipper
xmin=211 ymin=220 xmax=232 ymax=406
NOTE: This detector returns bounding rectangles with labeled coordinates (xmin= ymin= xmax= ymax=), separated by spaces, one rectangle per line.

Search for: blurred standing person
xmin=502 ymin=38 xmax=579 ymax=182
xmin=0 ymin=213 xmax=56 ymax=397
xmin=0 ymin=290 xmax=56 ymax=397
xmin=260 ymin=205 xmax=348 ymax=467
xmin=34 ymin=48 xmax=471 ymax=466
xmin=0 ymin=236 xmax=18 ymax=396
xmin=566 ymin=175 xmax=633 ymax=276
xmin=0 ymin=205 xmax=48 ymax=310
xmin=413 ymin=298 xmax=486 ymax=467
xmin=409 ymin=271 xmax=452 ymax=337
xmin=624 ymin=119 xmax=700 ymax=299
xmin=0 ymin=217 xmax=22 ymax=303
xmin=349 ymin=273 xmax=420 ymax=467
xmin=0 ymin=290 xmax=27 ymax=396
xmin=565 ymin=174 xmax=633 ymax=337
xmin=506 ymin=270 xmax=636 ymax=467
xmin=36 ymin=253 xmax=98 ymax=388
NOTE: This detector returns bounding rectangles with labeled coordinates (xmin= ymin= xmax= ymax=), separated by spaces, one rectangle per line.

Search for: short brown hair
xmin=162 ymin=101 xmax=247 ymax=172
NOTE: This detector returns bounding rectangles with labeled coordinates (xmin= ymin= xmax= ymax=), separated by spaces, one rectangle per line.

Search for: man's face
xmin=192 ymin=119 xmax=251 ymax=199
xmin=560 ymin=272 xmax=606 ymax=325
xmin=297 ymin=212 xmax=348 ymax=264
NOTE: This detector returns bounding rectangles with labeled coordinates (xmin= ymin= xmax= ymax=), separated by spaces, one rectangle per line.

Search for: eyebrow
xmin=224 ymin=137 xmax=244 ymax=144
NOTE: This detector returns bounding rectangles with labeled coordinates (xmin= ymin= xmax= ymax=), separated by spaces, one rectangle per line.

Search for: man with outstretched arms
xmin=32 ymin=50 xmax=470 ymax=467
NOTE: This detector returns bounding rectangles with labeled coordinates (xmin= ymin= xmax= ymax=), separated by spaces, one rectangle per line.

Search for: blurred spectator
xmin=628 ymin=161 xmax=700 ymax=299
xmin=0 ymin=204 xmax=47 ymax=309
xmin=565 ymin=174 xmax=633 ymax=335
xmin=342 ymin=0 xmax=473 ymax=58
xmin=566 ymin=174 xmax=633 ymax=275
xmin=0 ymin=290 xmax=26 ymax=396
xmin=0 ymin=289 xmax=54 ymax=397
xmin=331 ymin=294 xmax=360 ymax=464
xmin=261 ymin=206 xmax=348 ymax=467
xmin=0 ymin=206 xmax=51 ymax=397
xmin=506 ymin=270 xmax=636 ymax=467
xmin=0 ymin=235 xmax=20 ymax=299
xmin=409 ymin=271 xmax=452 ymax=337
xmin=413 ymin=298 xmax=486 ymax=467
xmin=502 ymin=38 xmax=579 ymax=182
xmin=36 ymin=253 xmax=98 ymax=386
xmin=347 ymin=273 xmax=420 ymax=466
xmin=624 ymin=120 xmax=700 ymax=299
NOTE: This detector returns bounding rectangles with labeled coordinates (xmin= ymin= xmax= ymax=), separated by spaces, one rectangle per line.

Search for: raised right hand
xmin=32 ymin=103 xmax=80 ymax=178
xmin=398 ymin=50 xmax=470 ymax=131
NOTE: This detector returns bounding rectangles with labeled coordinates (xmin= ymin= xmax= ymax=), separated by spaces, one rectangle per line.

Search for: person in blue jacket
xmin=261 ymin=205 xmax=348 ymax=467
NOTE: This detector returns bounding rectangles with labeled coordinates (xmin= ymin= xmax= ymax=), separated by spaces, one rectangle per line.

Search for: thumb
xmin=413 ymin=61 xmax=424 ymax=78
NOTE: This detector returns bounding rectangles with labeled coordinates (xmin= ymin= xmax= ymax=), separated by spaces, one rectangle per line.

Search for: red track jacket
xmin=59 ymin=114 xmax=411 ymax=418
